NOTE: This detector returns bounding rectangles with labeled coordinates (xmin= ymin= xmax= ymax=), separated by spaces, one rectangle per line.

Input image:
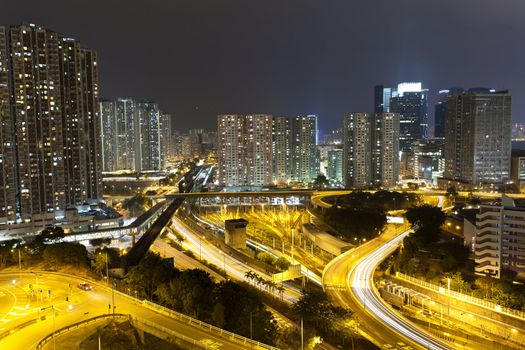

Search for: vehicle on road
xmin=78 ymin=282 xmax=92 ymax=291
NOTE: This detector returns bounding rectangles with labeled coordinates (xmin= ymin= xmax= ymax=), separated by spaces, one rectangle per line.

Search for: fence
xmin=396 ymin=272 xmax=525 ymax=321
xmin=141 ymin=300 xmax=280 ymax=350
xmin=35 ymin=314 xmax=129 ymax=350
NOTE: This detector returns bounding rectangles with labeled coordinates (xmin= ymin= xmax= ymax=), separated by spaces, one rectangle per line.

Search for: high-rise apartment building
xmin=218 ymin=114 xmax=319 ymax=187
xmin=373 ymin=113 xmax=400 ymax=187
xmin=343 ymin=112 xmax=400 ymax=188
xmin=0 ymin=24 xmax=101 ymax=224
xmin=160 ymin=113 xmax=172 ymax=166
xmin=0 ymin=27 xmax=16 ymax=224
xmin=290 ymin=115 xmax=319 ymax=183
xmin=99 ymin=98 xmax=170 ymax=172
xmin=115 ymin=98 xmax=138 ymax=170
xmin=99 ymin=100 xmax=118 ymax=172
xmin=272 ymin=117 xmax=291 ymax=184
xmin=217 ymin=115 xmax=245 ymax=187
xmin=443 ymin=89 xmax=512 ymax=187
xmin=327 ymin=149 xmax=343 ymax=186
xmin=343 ymin=113 xmax=372 ymax=187
xmin=245 ymin=115 xmax=273 ymax=186
xmin=137 ymin=101 xmax=162 ymax=171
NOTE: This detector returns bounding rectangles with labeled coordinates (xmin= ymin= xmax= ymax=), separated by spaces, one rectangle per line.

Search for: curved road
xmin=0 ymin=272 xmax=274 ymax=350
xmin=323 ymin=226 xmax=450 ymax=349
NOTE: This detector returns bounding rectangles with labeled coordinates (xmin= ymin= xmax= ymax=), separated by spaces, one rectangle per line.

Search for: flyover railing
xmin=141 ymin=300 xmax=279 ymax=350
xmin=1 ymin=271 xmax=278 ymax=350
xmin=35 ymin=314 xmax=129 ymax=350
xmin=396 ymin=272 xmax=525 ymax=321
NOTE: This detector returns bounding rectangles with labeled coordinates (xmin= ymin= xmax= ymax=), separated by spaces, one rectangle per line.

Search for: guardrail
xmin=0 ymin=318 xmax=38 ymax=341
xmin=141 ymin=300 xmax=279 ymax=350
xmin=0 ymin=271 xmax=278 ymax=350
xmin=35 ymin=314 xmax=129 ymax=350
xmin=131 ymin=316 xmax=211 ymax=349
xmin=396 ymin=272 xmax=525 ymax=321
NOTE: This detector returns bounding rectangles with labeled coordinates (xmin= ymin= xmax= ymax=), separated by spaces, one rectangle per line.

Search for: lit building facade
xmin=217 ymin=115 xmax=245 ymax=187
xmin=218 ymin=114 xmax=319 ymax=187
xmin=343 ymin=112 xmax=400 ymax=188
xmin=290 ymin=115 xmax=319 ymax=184
xmin=444 ymin=89 xmax=512 ymax=187
xmin=434 ymin=88 xmax=463 ymax=139
xmin=373 ymin=113 xmax=400 ymax=187
xmin=99 ymin=98 xmax=170 ymax=172
xmin=327 ymin=149 xmax=343 ymax=186
xmin=272 ymin=116 xmax=291 ymax=184
xmin=475 ymin=197 xmax=525 ymax=279
xmin=412 ymin=138 xmax=445 ymax=182
xmin=245 ymin=115 xmax=273 ymax=186
xmin=0 ymin=24 xmax=102 ymax=225
xmin=343 ymin=113 xmax=372 ymax=188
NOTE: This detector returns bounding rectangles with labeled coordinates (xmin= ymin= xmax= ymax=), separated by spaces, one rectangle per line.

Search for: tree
xmin=211 ymin=302 xmax=226 ymax=328
xmin=215 ymin=280 xmax=278 ymax=345
xmin=173 ymin=269 xmax=215 ymax=319
xmin=323 ymin=207 xmax=387 ymax=240
xmin=406 ymin=205 xmax=445 ymax=244
xmin=91 ymin=252 xmax=107 ymax=277
xmin=122 ymin=195 xmax=148 ymax=217
xmin=313 ymin=175 xmax=330 ymax=189
xmin=42 ymin=242 xmax=88 ymax=268
xmin=39 ymin=226 xmax=65 ymax=242
xmin=274 ymin=257 xmax=290 ymax=271
xmin=256 ymin=252 xmax=276 ymax=265
xmin=406 ymin=205 xmax=445 ymax=230
xmin=124 ymin=252 xmax=179 ymax=299
xmin=446 ymin=187 xmax=458 ymax=201
xmin=292 ymin=288 xmax=351 ymax=336
xmin=89 ymin=238 xmax=111 ymax=247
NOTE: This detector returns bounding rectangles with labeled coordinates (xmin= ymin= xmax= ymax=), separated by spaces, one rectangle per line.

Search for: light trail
xmin=348 ymin=230 xmax=450 ymax=350
xmin=189 ymin=211 xmax=323 ymax=286
xmin=170 ymin=216 xmax=301 ymax=303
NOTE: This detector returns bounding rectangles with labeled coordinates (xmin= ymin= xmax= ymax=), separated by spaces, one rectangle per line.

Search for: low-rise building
xmin=475 ymin=196 xmax=525 ymax=279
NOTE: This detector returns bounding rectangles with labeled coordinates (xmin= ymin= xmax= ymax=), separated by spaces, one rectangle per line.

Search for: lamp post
xmin=11 ymin=248 xmax=21 ymax=280
xmin=199 ymin=235 xmax=205 ymax=260
xmin=112 ymin=280 xmax=116 ymax=317
xmin=447 ymin=277 xmax=451 ymax=318
xmin=291 ymin=228 xmax=295 ymax=264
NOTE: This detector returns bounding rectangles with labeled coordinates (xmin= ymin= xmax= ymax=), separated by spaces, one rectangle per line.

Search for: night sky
xmin=3 ymin=1 xmax=525 ymax=133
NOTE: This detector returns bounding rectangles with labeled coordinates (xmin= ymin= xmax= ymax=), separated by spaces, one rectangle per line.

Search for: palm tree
xmin=266 ymin=280 xmax=277 ymax=295
xmin=255 ymin=275 xmax=264 ymax=289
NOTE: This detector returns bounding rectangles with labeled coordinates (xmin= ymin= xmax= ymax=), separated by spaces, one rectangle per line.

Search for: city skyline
xmin=1 ymin=1 xmax=524 ymax=132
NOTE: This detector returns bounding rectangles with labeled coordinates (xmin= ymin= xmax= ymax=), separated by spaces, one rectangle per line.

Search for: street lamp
xmin=447 ymin=277 xmax=451 ymax=317
xmin=99 ymin=251 xmax=109 ymax=286
xmin=199 ymin=235 xmax=205 ymax=260
xmin=11 ymin=247 xmax=22 ymax=280
xmin=220 ymin=251 xmax=226 ymax=274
